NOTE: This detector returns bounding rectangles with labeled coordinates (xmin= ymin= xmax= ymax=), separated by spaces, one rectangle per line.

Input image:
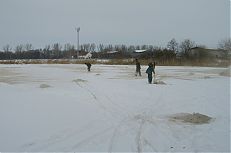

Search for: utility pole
xmin=75 ymin=27 xmax=80 ymax=58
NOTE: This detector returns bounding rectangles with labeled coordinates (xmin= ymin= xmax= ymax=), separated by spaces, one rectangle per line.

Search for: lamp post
xmin=75 ymin=27 xmax=80 ymax=58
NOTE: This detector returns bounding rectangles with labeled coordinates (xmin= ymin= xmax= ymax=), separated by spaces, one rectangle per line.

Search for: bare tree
xmin=179 ymin=39 xmax=196 ymax=58
xmin=64 ymin=43 xmax=75 ymax=58
xmin=114 ymin=45 xmax=120 ymax=51
xmin=64 ymin=43 xmax=74 ymax=51
xmin=90 ymin=43 xmax=96 ymax=52
xmin=128 ymin=45 xmax=135 ymax=52
xmin=218 ymin=38 xmax=231 ymax=51
xmin=135 ymin=45 xmax=141 ymax=50
xmin=83 ymin=43 xmax=91 ymax=52
xmin=107 ymin=44 xmax=113 ymax=51
xmin=167 ymin=38 xmax=178 ymax=53
xmin=43 ymin=45 xmax=51 ymax=58
xmin=52 ymin=43 xmax=62 ymax=58
xmin=3 ymin=44 xmax=12 ymax=52
xmin=218 ymin=38 xmax=231 ymax=59
xmin=25 ymin=43 xmax=33 ymax=51
xmin=44 ymin=45 xmax=51 ymax=51
xmin=52 ymin=43 xmax=62 ymax=51
xmin=148 ymin=45 xmax=154 ymax=51
xmin=15 ymin=44 xmax=24 ymax=52
xmin=98 ymin=44 xmax=104 ymax=52
xmin=141 ymin=45 xmax=148 ymax=50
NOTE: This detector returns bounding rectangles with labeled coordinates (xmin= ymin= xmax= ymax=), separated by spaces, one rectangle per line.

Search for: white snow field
xmin=0 ymin=64 xmax=230 ymax=152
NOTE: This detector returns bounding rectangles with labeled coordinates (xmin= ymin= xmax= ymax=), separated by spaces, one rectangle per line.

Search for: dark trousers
xmin=136 ymin=69 xmax=141 ymax=76
xmin=148 ymin=74 xmax=152 ymax=84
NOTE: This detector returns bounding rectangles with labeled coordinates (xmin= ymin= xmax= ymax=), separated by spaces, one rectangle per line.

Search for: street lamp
xmin=75 ymin=27 xmax=80 ymax=58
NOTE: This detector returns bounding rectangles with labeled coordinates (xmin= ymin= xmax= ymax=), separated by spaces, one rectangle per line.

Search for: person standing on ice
xmin=85 ymin=62 xmax=91 ymax=72
xmin=146 ymin=62 xmax=155 ymax=84
xmin=135 ymin=59 xmax=141 ymax=76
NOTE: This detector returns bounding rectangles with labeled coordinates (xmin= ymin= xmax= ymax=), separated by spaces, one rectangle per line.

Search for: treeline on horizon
xmin=0 ymin=38 xmax=230 ymax=61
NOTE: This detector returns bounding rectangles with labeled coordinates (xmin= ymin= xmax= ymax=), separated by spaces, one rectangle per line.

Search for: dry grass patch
xmin=169 ymin=113 xmax=213 ymax=124
xmin=39 ymin=84 xmax=51 ymax=88
xmin=72 ymin=79 xmax=87 ymax=83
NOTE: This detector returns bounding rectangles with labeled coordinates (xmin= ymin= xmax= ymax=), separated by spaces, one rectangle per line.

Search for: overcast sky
xmin=0 ymin=0 xmax=230 ymax=49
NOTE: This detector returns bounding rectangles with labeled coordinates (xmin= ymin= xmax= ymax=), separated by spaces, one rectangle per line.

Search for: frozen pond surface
xmin=0 ymin=64 xmax=230 ymax=152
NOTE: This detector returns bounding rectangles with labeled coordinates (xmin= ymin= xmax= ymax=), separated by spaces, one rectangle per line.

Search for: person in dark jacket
xmin=146 ymin=62 xmax=155 ymax=84
xmin=85 ymin=62 xmax=91 ymax=72
xmin=135 ymin=59 xmax=141 ymax=76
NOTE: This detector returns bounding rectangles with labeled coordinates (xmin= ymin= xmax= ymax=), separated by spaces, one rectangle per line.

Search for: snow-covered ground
xmin=0 ymin=64 xmax=230 ymax=152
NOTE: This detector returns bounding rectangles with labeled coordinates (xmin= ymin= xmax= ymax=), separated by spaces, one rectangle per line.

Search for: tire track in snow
xmin=108 ymin=115 xmax=153 ymax=152
xmin=108 ymin=117 xmax=132 ymax=153
xmin=73 ymin=79 xmax=107 ymax=110
xmin=23 ymin=76 xmax=130 ymax=151
xmin=73 ymin=79 xmax=133 ymax=120
xmin=19 ymin=120 xmax=104 ymax=151
xmin=108 ymin=113 xmax=174 ymax=152
xmin=136 ymin=119 xmax=145 ymax=153
xmin=134 ymin=114 xmax=161 ymax=153
xmin=69 ymin=126 xmax=113 ymax=150
xmin=143 ymin=138 xmax=157 ymax=152
xmin=72 ymin=77 xmax=176 ymax=152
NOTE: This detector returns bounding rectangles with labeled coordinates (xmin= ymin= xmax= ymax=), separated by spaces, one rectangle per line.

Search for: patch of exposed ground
xmin=39 ymin=84 xmax=51 ymax=88
xmin=169 ymin=113 xmax=213 ymax=124
xmin=0 ymin=68 xmax=26 ymax=84
xmin=219 ymin=67 xmax=231 ymax=77
xmin=72 ymin=79 xmax=87 ymax=83
xmin=153 ymin=80 xmax=166 ymax=85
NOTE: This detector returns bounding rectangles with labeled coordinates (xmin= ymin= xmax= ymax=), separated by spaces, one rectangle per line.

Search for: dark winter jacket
xmin=85 ymin=63 xmax=91 ymax=68
xmin=146 ymin=66 xmax=154 ymax=74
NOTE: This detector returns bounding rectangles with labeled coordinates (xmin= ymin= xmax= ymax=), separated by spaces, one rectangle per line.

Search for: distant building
xmin=107 ymin=51 xmax=119 ymax=54
xmin=131 ymin=50 xmax=147 ymax=58
xmin=134 ymin=50 xmax=147 ymax=53
xmin=189 ymin=47 xmax=229 ymax=59
xmin=78 ymin=52 xmax=92 ymax=59
xmin=97 ymin=50 xmax=122 ymax=59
